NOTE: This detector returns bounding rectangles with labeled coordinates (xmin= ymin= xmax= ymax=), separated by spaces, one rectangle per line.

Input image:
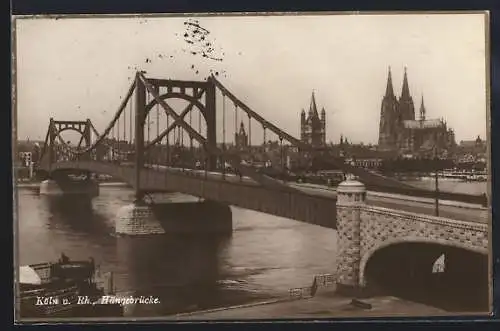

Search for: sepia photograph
xmin=12 ymin=12 xmax=491 ymax=322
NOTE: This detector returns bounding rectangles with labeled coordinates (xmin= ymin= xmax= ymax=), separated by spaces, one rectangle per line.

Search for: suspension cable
xmin=234 ymin=103 xmax=238 ymax=145
xmin=198 ymin=107 xmax=202 ymax=169
xmin=117 ymin=115 xmax=121 ymax=156
xmin=222 ymin=93 xmax=226 ymax=177
xmin=189 ymin=103 xmax=193 ymax=165
xmin=147 ymin=93 xmax=151 ymax=166
xmin=248 ymin=114 xmax=251 ymax=149
xmin=130 ymin=90 xmax=133 ymax=146
xmin=111 ymin=126 xmax=115 ymax=161
xmin=123 ymin=102 xmax=127 ymax=145
xmin=166 ymin=113 xmax=170 ymax=165
xmin=280 ymin=136 xmax=284 ymax=172
xmin=156 ymin=95 xmax=160 ymax=165
xmin=164 ymin=134 xmax=168 ymax=186
xmin=180 ymin=121 xmax=184 ymax=148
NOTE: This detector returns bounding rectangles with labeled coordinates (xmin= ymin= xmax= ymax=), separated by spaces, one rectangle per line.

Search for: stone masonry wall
xmin=358 ymin=205 xmax=488 ymax=286
xmin=115 ymin=204 xmax=165 ymax=235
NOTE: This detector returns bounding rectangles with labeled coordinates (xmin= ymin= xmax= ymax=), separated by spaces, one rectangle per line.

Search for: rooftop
xmin=403 ymin=119 xmax=445 ymax=130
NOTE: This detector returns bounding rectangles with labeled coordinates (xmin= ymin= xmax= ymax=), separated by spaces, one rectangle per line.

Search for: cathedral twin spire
xmin=385 ymin=66 xmax=411 ymax=98
xmin=401 ymin=67 xmax=411 ymax=100
xmin=384 ymin=66 xmax=425 ymax=120
xmin=385 ymin=66 xmax=395 ymax=97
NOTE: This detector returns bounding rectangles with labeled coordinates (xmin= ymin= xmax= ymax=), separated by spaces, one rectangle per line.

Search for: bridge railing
xmin=288 ymin=273 xmax=336 ymax=299
xmin=363 ymin=183 xmax=488 ymax=206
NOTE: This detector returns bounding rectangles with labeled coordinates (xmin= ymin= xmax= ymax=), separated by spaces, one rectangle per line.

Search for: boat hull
xmin=18 ymin=259 xmax=124 ymax=319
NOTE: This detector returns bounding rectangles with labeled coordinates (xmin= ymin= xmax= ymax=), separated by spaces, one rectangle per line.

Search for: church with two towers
xmin=378 ymin=67 xmax=456 ymax=156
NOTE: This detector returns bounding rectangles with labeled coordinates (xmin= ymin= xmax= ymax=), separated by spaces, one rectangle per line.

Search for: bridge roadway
xmin=47 ymin=162 xmax=487 ymax=224
xmin=141 ymin=165 xmax=487 ymax=224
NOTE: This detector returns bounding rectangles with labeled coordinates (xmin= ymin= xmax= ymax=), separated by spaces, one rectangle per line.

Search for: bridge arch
xmin=54 ymin=127 xmax=91 ymax=147
xmin=359 ymin=236 xmax=488 ymax=287
xmin=144 ymin=92 xmax=209 ymax=129
xmin=359 ymin=238 xmax=488 ymax=311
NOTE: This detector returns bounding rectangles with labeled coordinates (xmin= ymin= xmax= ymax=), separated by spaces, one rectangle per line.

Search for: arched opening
xmin=47 ymin=127 xmax=91 ymax=165
xmin=56 ymin=128 xmax=90 ymax=148
xmin=144 ymin=93 xmax=211 ymax=169
xmin=363 ymin=242 xmax=488 ymax=312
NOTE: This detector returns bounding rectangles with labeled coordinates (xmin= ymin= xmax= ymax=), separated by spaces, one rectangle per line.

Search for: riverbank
xmin=170 ymin=287 xmax=450 ymax=320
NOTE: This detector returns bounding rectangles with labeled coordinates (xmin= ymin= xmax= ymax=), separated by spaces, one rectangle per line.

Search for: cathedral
xmin=300 ymin=92 xmax=326 ymax=147
xmin=378 ymin=67 xmax=456 ymax=156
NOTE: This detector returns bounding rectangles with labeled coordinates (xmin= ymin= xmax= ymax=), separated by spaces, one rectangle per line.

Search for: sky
xmin=14 ymin=13 xmax=488 ymax=145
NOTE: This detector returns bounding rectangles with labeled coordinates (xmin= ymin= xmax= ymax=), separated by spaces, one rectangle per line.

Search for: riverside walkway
xmin=171 ymin=287 xmax=447 ymax=320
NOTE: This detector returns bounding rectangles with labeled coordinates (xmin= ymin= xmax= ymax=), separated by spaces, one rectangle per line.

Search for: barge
xmin=18 ymin=254 xmax=123 ymax=318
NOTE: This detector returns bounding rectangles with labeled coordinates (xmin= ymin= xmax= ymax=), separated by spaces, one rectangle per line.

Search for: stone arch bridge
xmin=335 ymin=179 xmax=488 ymax=301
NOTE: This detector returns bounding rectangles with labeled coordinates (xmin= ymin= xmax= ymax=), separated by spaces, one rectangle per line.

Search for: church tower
xmin=399 ymin=67 xmax=415 ymax=121
xmin=378 ymin=67 xmax=399 ymax=151
xmin=234 ymin=121 xmax=248 ymax=149
xmin=300 ymin=91 xmax=326 ymax=147
xmin=419 ymin=95 xmax=426 ymax=121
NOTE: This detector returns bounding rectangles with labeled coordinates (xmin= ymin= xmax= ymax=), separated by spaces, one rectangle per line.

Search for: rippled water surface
xmin=18 ymin=185 xmax=338 ymax=316
xmin=16 ymin=179 xmax=488 ymax=317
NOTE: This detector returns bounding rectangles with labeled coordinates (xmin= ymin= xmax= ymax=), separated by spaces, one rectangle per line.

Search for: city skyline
xmin=14 ymin=13 xmax=488 ymax=145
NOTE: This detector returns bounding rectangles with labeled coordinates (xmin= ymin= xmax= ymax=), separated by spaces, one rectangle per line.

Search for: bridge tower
xmin=39 ymin=118 xmax=96 ymax=196
xmin=335 ymin=177 xmax=366 ymax=295
xmin=45 ymin=118 xmax=92 ymax=170
xmin=134 ymin=74 xmax=146 ymax=200
xmin=133 ymin=73 xmax=217 ymax=199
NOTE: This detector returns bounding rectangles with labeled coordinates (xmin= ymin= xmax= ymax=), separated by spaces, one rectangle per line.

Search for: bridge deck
xmin=153 ymin=167 xmax=488 ymax=224
xmin=42 ymin=162 xmax=487 ymax=225
xmin=45 ymin=161 xmax=338 ymax=228
xmin=287 ymin=183 xmax=488 ymax=224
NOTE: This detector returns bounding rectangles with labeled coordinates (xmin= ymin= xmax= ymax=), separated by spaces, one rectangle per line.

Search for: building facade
xmin=300 ymin=92 xmax=326 ymax=147
xmin=378 ymin=67 xmax=456 ymax=157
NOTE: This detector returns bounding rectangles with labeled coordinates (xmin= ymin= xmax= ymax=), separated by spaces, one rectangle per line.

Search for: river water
xmin=16 ymin=180 xmax=488 ymax=318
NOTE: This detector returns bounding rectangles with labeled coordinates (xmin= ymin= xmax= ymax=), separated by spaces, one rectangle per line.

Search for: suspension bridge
xmin=33 ymin=72 xmax=489 ymax=295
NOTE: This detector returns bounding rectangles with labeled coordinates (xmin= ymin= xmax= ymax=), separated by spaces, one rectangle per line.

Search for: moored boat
xmin=18 ymin=254 xmax=123 ymax=319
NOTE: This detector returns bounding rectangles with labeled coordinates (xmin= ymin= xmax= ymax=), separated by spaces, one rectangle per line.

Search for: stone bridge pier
xmin=39 ymin=175 xmax=99 ymax=198
xmin=115 ymin=198 xmax=233 ymax=236
xmin=335 ymin=178 xmax=367 ymax=295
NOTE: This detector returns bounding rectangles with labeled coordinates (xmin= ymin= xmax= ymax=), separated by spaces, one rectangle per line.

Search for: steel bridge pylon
xmin=133 ymin=73 xmax=217 ymax=199
xmin=46 ymin=118 xmax=93 ymax=169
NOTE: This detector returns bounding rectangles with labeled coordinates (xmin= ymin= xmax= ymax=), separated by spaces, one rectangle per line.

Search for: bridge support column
xmin=39 ymin=178 xmax=99 ymax=197
xmin=152 ymin=200 xmax=232 ymax=234
xmin=39 ymin=179 xmax=64 ymax=195
xmin=115 ymin=199 xmax=233 ymax=236
xmin=335 ymin=178 xmax=366 ymax=296
xmin=115 ymin=201 xmax=165 ymax=236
